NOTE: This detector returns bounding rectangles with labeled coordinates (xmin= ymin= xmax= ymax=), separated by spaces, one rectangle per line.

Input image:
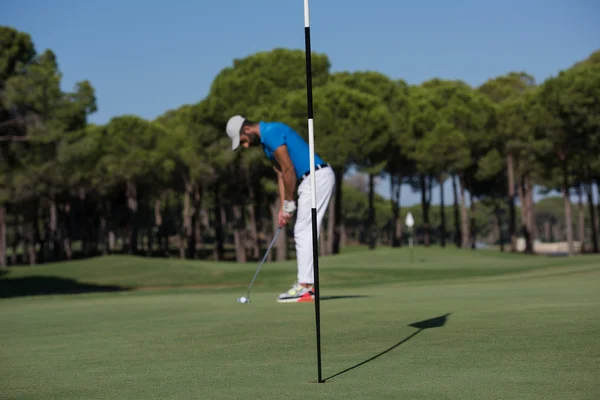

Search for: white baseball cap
xmin=226 ymin=115 xmax=245 ymax=150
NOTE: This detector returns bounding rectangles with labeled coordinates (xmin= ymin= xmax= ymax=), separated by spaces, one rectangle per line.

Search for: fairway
xmin=1 ymin=247 xmax=599 ymax=399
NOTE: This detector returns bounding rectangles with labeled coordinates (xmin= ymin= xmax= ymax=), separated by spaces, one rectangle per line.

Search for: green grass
xmin=1 ymin=247 xmax=599 ymax=399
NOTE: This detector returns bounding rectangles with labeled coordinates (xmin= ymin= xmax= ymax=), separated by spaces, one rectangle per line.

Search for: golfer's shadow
xmin=324 ymin=313 xmax=451 ymax=382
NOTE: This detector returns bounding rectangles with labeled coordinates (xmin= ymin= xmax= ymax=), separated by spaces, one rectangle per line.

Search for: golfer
xmin=225 ymin=115 xmax=335 ymax=303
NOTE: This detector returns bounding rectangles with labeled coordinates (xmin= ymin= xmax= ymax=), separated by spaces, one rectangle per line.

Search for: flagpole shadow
xmin=321 ymin=295 xmax=371 ymax=301
xmin=324 ymin=313 xmax=451 ymax=382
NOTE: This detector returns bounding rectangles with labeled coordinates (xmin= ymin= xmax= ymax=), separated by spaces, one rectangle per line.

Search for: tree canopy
xmin=1 ymin=25 xmax=599 ymax=267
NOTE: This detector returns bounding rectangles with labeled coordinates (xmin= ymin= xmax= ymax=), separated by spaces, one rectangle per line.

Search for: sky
xmin=2 ymin=0 xmax=599 ymax=205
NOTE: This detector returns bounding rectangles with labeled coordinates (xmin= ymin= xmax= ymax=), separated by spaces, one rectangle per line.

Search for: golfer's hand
xmin=278 ymin=209 xmax=292 ymax=227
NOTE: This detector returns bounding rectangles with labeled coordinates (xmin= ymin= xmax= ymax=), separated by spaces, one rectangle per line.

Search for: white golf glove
xmin=283 ymin=200 xmax=296 ymax=214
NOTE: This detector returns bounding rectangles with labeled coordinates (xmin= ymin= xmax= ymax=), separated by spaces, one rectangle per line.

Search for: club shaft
xmin=247 ymin=227 xmax=281 ymax=297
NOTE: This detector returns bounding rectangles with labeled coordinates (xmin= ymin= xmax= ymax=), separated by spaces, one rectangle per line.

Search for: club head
xmin=237 ymin=296 xmax=250 ymax=304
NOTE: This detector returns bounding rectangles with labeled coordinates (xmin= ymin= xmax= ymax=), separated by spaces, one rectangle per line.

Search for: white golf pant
xmin=294 ymin=166 xmax=335 ymax=284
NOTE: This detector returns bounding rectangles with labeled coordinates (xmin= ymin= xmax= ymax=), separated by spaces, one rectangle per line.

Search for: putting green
xmin=1 ymin=247 xmax=599 ymax=399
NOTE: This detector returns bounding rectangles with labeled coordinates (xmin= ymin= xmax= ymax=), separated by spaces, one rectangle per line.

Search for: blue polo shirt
xmin=259 ymin=121 xmax=326 ymax=179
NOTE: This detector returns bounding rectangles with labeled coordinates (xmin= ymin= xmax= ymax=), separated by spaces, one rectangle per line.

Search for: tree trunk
xmin=188 ymin=190 xmax=199 ymax=260
xmin=395 ymin=216 xmax=402 ymax=247
xmin=0 ymin=205 xmax=6 ymax=268
xmin=389 ymin=173 xmax=397 ymax=247
xmin=49 ymin=198 xmax=60 ymax=262
xmin=177 ymin=233 xmax=185 ymax=259
xmin=320 ymin=221 xmax=327 ymax=256
xmin=469 ymin=193 xmax=476 ymax=249
xmin=232 ymin=203 xmax=246 ymax=263
xmin=420 ymin=174 xmax=431 ymax=246
xmin=99 ymin=201 xmax=107 ymax=256
xmin=508 ymin=195 xmax=517 ymax=252
xmin=507 ymin=152 xmax=517 ymax=252
xmin=182 ymin=184 xmax=193 ymax=259
xmin=452 ymin=175 xmax=461 ymax=247
xmin=544 ymin=221 xmax=551 ymax=242
xmin=326 ymin=192 xmax=335 ymax=255
xmin=577 ymin=185 xmax=585 ymax=252
xmin=78 ymin=188 xmax=89 ymax=257
xmin=562 ymin=167 xmax=574 ymax=256
xmin=246 ymin=203 xmax=259 ymax=260
xmin=91 ymin=206 xmax=100 ymax=257
xmin=596 ymin=181 xmax=600 ymax=239
xmin=368 ymin=173 xmax=376 ymax=249
xmin=332 ymin=169 xmax=343 ymax=254
xmin=100 ymin=214 xmax=108 ymax=255
xmin=34 ymin=200 xmax=42 ymax=263
xmin=526 ymin=175 xmax=536 ymax=244
xmin=36 ymin=205 xmax=47 ymax=264
xmin=108 ymin=231 xmax=116 ymax=253
xmin=34 ymin=201 xmax=45 ymax=263
xmin=495 ymin=207 xmax=505 ymax=252
xmin=439 ymin=176 xmax=446 ymax=247
xmin=11 ymin=210 xmax=20 ymax=265
xmin=519 ymin=176 xmax=533 ymax=253
xmin=586 ymin=182 xmax=598 ymax=253
xmin=428 ymin=176 xmax=433 ymax=243
xmin=154 ymin=198 xmax=163 ymax=255
xmin=126 ymin=180 xmax=138 ymax=254
xmin=341 ymin=221 xmax=348 ymax=247
xmin=459 ymin=174 xmax=470 ymax=249
xmin=263 ymin=220 xmax=273 ymax=262
xmin=391 ymin=174 xmax=402 ymax=247
xmin=144 ymin=207 xmax=152 ymax=257
xmin=194 ymin=187 xmax=204 ymax=256
xmin=246 ymin=174 xmax=260 ymax=260
xmin=518 ymin=178 xmax=526 ymax=222
xmin=213 ymin=184 xmax=225 ymax=261
xmin=63 ymin=203 xmax=72 ymax=260
xmin=195 ymin=209 xmax=203 ymax=255
xmin=271 ymin=201 xmax=287 ymax=261
xmin=552 ymin=222 xmax=560 ymax=242
xmin=27 ymin=201 xmax=37 ymax=265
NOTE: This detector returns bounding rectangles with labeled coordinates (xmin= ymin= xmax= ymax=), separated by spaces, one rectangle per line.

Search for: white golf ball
xmin=238 ymin=296 xmax=249 ymax=303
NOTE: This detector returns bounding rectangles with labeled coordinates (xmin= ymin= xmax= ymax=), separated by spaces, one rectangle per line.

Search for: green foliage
xmin=57 ymin=124 xmax=106 ymax=190
xmin=204 ymin=48 xmax=331 ymax=127
xmin=262 ymin=81 xmax=390 ymax=172
xmin=1 ymin=30 xmax=98 ymax=205
xmin=342 ymin=183 xmax=392 ymax=230
xmin=96 ymin=115 xmax=163 ymax=188
xmin=408 ymin=79 xmax=495 ymax=180
xmin=0 ymin=26 xmax=35 ymax=84
xmin=155 ymin=101 xmax=233 ymax=189
xmin=3 ymin=49 xmax=63 ymax=138
xmin=478 ymin=71 xmax=535 ymax=104
xmin=2 ymin=25 xmax=599 ymax=267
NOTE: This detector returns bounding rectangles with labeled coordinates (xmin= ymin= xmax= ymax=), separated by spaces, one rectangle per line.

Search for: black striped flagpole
xmin=303 ymin=0 xmax=323 ymax=384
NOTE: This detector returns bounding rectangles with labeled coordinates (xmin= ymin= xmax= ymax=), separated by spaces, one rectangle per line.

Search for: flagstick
xmin=303 ymin=0 xmax=323 ymax=384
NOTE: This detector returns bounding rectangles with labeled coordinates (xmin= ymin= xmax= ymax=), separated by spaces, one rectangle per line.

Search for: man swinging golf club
xmin=226 ymin=115 xmax=335 ymax=303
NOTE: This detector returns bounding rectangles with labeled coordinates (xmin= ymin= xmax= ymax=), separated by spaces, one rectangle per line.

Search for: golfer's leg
xmin=315 ymin=167 xmax=335 ymax=237
xmin=295 ymin=179 xmax=313 ymax=284
xmin=295 ymin=167 xmax=336 ymax=285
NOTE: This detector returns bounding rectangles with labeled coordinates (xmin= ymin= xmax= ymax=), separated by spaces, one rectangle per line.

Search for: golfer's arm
xmin=273 ymin=146 xmax=296 ymax=202
xmin=277 ymin=172 xmax=285 ymax=208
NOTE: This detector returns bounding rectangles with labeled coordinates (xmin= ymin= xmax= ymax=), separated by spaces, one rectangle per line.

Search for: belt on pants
xmin=297 ymin=163 xmax=330 ymax=185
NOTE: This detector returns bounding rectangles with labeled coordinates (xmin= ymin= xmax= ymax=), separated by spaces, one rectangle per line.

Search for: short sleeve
xmin=262 ymin=124 xmax=286 ymax=152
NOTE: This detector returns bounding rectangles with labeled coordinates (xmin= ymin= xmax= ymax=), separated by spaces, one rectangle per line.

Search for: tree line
xmin=1 ymin=26 xmax=599 ymax=267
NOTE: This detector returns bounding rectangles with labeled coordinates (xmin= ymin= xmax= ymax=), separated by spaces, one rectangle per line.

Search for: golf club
xmin=237 ymin=226 xmax=282 ymax=304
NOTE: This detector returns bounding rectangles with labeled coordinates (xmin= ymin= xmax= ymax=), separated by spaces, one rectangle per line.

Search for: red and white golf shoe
xmin=276 ymin=283 xmax=315 ymax=303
